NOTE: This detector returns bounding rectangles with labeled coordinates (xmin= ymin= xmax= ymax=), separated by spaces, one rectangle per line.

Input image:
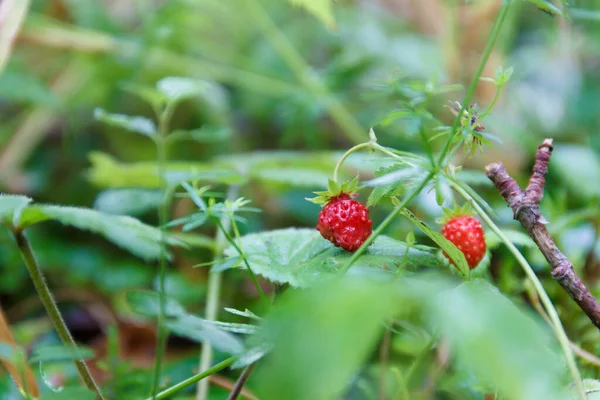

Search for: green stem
xmin=196 ymin=186 xmax=239 ymax=400
xmin=449 ymin=182 xmax=586 ymax=399
xmin=12 ymin=230 xmax=105 ymax=399
xmin=437 ymin=0 xmax=512 ymax=166
xmin=224 ymin=217 xmax=269 ymax=307
xmin=146 ymin=357 xmax=235 ymax=400
xmin=150 ymin=104 xmax=175 ymax=399
xmin=245 ymin=0 xmax=366 ymax=145
xmin=339 ymin=173 xmax=434 ymax=275
xmin=479 ymin=84 xmax=503 ymax=119
xmin=332 ymin=142 xmax=372 ymax=183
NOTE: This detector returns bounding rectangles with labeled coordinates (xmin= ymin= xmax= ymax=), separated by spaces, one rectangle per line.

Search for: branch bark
xmin=486 ymin=138 xmax=600 ymax=331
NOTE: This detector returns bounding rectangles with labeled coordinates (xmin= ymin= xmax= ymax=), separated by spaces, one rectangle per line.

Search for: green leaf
xmin=289 ymin=0 xmax=335 ymax=29
xmin=30 ymin=344 xmax=95 ymax=363
xmin=40 ymin=387 xmax=95 ymax=400
xmin=526 ymin=0 xmax=564 ymax=16
xmin=0 ymin=194 xmax=31 ymax=225
xmin=254 ymin=277 xmax=396 ymax=399
xmin=93 ymin=188 xmax=163 ymax=216
xmin=166 ymin=315 xmax=244 ymax=354
xmin=87 ymin=152 xmax=247 ymax=188
xmin=402 ymin=209 xmax=470 ymax=277
xmin=223 ymin=228 xmax=442 ymax=287
xmin=121 ymin=83 xmax=166 ymax=110
xmin=224 ymin=308 xmax=261 ymax=321
xmin=427 ymin=279 xmax=567 ymax=400
xmin=18 ymin=205 xmax=181 ymax=261
xmin=366 ymin=165 xmax=418 ymax=207
xmin=94 ymin=108 xmax=157 ymax=137
xmin=126 ymin=290 xmax=186 ymax=318
xmin=212 ymin=321 xmax=258 ymax=335
xmin=156 ymin=77 xmax=211 ymax=103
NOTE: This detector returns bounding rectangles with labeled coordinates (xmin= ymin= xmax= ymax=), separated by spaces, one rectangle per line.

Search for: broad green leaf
xmin=427 ymin=280 xmax=566 ymax=400
xmin=93 ymin=188 xmax=163 ymax=216
xmin=156 ymin=76 xmax=212 ymax=103
xmin=402 ymin=209 xmax=470 ymax=277
xmin=30 ymin=344 xmax=94 ymax=363
xmin=94 ymin=108 xmax=157 ymax=137
xmin=18 ymin=205 xmax=181 ymax=261
xmin=126 ymin=290 xmax=186 ymax=318
xmin=552 ymin=145 xmax=600 ymax=199
xmin=0 ymin=194 xmax=31 ymax=224
xmin=40 ymin=387 xmax=95 ymax=400
xmin=87 ymin=152 xmax=247 ymax=188
xmin=254 ymin=277 xmax=396 ymax=399
xmin=223 ymin=228 xmax=442 ymax=287
xmin=289 ymin=0 xmax=335 ymax=29
xmin=166 ymin=315 xmax=244 ymax=355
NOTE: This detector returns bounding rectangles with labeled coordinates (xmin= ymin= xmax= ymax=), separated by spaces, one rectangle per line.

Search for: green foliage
xmin=427 ymin=279 xmax=567 ymax=400
xmin=289 ymin=0 xmax=335 ymax=28
xmin=254 ymin=276 xmax=396 ymax=399
xmin=126 ymin=290 xmax=246 ymax=355
xmin=222 ymin=228 xmax=443 ymax=287
xmin=18 ymin=205 xmax=182 ymax=261
xmin=93 ymin=188 xmax=164 ymax=216
xmin=94 ymin=108 xmax=157 ymax=137
xmin=40 ymin=388 xmax=96 ymax=400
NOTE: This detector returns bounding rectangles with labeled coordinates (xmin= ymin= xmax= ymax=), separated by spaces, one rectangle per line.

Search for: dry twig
xmin=486 ymin=138 xmax=600 ymax=330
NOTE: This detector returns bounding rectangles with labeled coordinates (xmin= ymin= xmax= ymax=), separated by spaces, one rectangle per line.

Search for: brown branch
xmin=486 ymin=139 xmax=600 ymax=331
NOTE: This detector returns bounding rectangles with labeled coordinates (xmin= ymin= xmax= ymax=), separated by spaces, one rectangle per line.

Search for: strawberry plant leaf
xmin=94 ymin=108 xmax=157 ymax=137
xmin=224 ymin=308 xmax=261 ymax=321
xmin=222 ymin=228 xmax=442 ymax=287
xmin=17 ymin=205 xmax=182 ymax=261
xmin=93 ymin=188 xmax=163 ymax=216
xmin=402 ymin=209 xmax=470 ymax=277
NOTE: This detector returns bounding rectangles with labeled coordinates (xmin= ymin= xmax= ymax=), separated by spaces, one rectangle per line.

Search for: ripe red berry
xmin=441 ymin=216 xmax=486 ymax=269
xmin=317 ymin=194 xmax=373 ymax=252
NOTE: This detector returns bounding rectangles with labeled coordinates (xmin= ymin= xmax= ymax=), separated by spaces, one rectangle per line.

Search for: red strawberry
xmin=316 ymin=194 xmax=373 ymax=252
xmin=308 ymin=178 xmax=372 ymax=252
xmin=441 ymin=216 xmax=486 ymax=269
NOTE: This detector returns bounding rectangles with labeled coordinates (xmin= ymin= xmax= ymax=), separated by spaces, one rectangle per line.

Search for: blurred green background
xmin=0 ymin=0 xmax=599 ymax=399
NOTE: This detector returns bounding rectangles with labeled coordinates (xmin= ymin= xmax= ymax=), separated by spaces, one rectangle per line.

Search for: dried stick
xmin=486 ymin=138 xmax=600 ymax=330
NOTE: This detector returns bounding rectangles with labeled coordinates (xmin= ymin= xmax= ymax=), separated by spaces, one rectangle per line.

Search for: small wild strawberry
xmin=440 ymin=205 xmax=486 ymax=269
xmin=308 ymin=178 xmax=373 ymax=252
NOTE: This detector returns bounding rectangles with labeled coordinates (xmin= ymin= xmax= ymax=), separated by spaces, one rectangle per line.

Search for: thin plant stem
xmin=227 ymin=361 xmax=257 ymax=400
xmin=479 ymin=84 xmax=503 ymax=119
xmin=245 ymin=0 xmax=366 ymax=145
xmin=12 ymin=230 xmax=105 ymax=399
xmin=332 ymin=142 xmax=372 ymax=183
xmin=449 ymin=181 xmax=586 ymax=399
xmin=196 ymin=186 xmax=239 ymax=400
xmin=146 ymin=357 xmax=235 ymax=400
xmin=150 ymin=103 xmax=176 ymax=399
xmin=220 ymin=218 xmax=268 ymax=307
xmin=437 ymin=1 xmax=512 ymax=166
xmin=339 ymin=173 xmax=434 ymax=275
xmin=379 ymin=327 xmax=392 ymax=400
